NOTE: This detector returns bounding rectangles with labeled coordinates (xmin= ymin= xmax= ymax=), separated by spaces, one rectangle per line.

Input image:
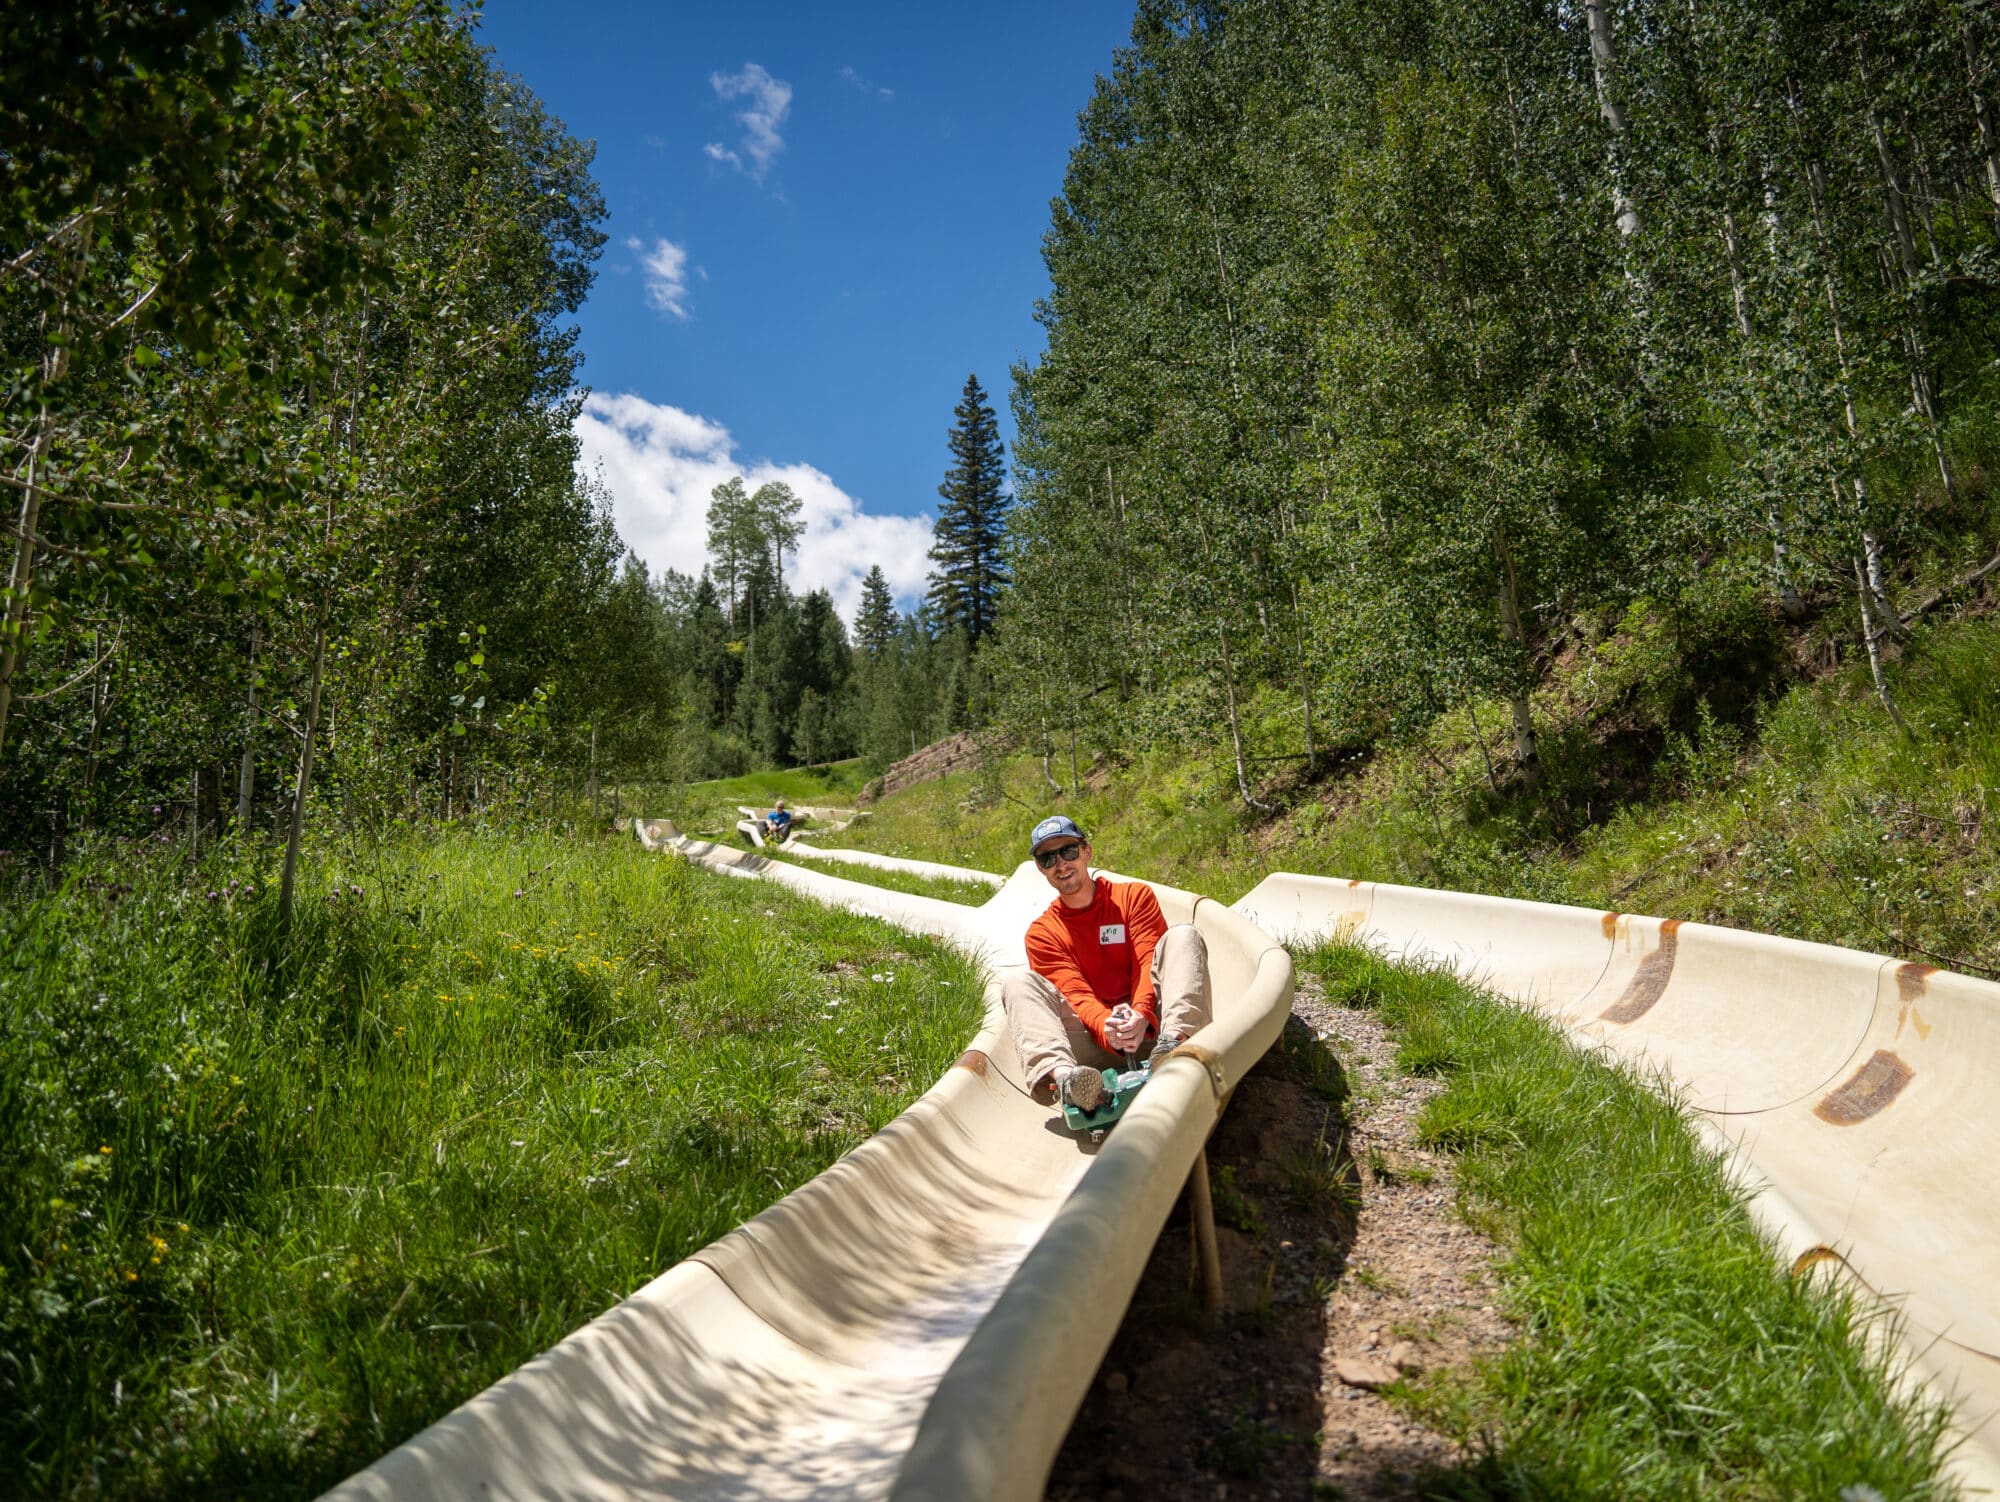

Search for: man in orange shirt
xmin=1003 ymin=815 xmax=1213 ymax=1113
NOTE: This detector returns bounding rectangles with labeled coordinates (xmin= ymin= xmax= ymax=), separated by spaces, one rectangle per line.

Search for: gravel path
xmin=1297 ymin=976 xmax=1514 ymax=1500
xmin=1046 ymin=972 xmax=1514 ymax=1500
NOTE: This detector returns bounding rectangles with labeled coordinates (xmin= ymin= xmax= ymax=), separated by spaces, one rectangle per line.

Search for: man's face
xmin=1034 ymin=836 xmax=1092 ymax=903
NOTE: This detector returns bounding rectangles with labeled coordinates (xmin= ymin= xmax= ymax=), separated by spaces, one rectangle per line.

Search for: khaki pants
xmin=1002 ymin=923 xmax=1213 ymax=1090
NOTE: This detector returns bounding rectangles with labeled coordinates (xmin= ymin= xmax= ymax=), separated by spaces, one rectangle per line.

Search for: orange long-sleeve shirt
xmin=1024 ymin=875 xmax=1168 ymax=1051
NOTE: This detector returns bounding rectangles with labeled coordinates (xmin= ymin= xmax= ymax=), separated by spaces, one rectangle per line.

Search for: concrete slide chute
xmin=330 ymin=831 xmax=1998 ymax=1495
xmin=780 ymin=840 xmax=1007 ymax=889
xmin=326 ymin=826 xmax=1292 ymax=1500
xmin=1234 ymin=872 xmax=2000 ymax=1491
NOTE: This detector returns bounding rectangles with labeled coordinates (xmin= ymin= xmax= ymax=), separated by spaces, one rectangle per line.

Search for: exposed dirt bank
xmin=1046 ymin=973 xmax=1513 ymax=1500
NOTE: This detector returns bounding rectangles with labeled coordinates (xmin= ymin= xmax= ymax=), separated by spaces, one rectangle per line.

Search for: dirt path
xmin=1045 ymin=973 xmax=1514 ymax=1500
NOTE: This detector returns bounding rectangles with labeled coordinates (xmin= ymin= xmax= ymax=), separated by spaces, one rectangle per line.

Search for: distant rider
xmin=764 ymin=799 xmax=794 ymax=842
xmin=1003 ymin=815 xmax=1213 ymax=1113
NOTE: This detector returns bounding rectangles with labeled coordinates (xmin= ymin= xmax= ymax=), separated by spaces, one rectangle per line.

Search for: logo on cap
xmin=1029 ymin=815 xmax=1083 ymax=851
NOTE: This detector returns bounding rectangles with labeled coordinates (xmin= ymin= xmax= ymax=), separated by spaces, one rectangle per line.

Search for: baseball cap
xmin=1028 ymin=815 xmax=1085 ymax=852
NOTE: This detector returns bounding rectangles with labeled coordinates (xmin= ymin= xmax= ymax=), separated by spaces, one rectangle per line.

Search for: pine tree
xmin=925 ymin=374 xmax=1010 ymax=646
xmin=856 ymin=565 xmax=898 ymax=659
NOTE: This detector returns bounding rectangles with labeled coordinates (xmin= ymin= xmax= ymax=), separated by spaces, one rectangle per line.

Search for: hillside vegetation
xmin=802 ymin=609 xmax=1999 ymax=979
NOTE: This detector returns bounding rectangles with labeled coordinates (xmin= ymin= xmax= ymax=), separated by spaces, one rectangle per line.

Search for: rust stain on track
xmin=1599 ymin=918 xmax=1681 ymax=1024
xmin=1814 ymin=1049 xmax=1915 ymax=1125
xmin=1897 ymin=962 xmax=1938 ymax=1041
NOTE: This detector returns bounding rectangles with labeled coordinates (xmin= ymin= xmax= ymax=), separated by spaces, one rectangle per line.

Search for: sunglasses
xmin=1034 ymin=841 xmax=1085 ymax=870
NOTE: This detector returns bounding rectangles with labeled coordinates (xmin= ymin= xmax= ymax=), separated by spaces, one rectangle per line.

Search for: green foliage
xmin=0 ymin=6 xmax=651 ymax=859
xmin=1299 ymin=943 xmax=1957 ymax=1499
xmin=999 ymin=0 xmax=2000 ymax=814
xmin=0 ymin=826 xmax=982 ymax=1496
xmin=926 ymin=374 xmax=1010 ymax=647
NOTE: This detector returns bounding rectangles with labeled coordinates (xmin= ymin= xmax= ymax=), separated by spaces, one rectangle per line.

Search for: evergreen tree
xmin=925 ymin=374 xmax=1010 ymax=646
xmin=856 ymin=566 xmax=899 ymax=659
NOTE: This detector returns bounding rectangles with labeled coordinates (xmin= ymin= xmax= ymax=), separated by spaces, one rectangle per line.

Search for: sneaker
xmin=1151 ymin=1032 xmax=1184 ymax=1063
xmin=1059 ymin=1065 xmax=1106 ymax=1113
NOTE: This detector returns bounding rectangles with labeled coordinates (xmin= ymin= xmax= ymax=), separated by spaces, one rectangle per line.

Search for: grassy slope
xmin=0 ymin=827 xmax=980 ymax=1498
xmin=801 ymin=614 xmax=2000 ymax=977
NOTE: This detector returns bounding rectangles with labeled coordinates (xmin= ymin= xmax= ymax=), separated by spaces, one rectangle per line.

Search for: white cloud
xmin=576 ymin=392 xmax=932 ymax=623
xmin=626 ymin=236 xmax=691 ymax=320
xmin=705 ymin=62 xmax=791 ymax=182
xmin=839 ymin=64 xmax=893 ymax=101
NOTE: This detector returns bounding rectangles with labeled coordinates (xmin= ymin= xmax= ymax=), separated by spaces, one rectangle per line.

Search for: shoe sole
xmin=1065 ymin=1068 xmax=1105 ymax=1113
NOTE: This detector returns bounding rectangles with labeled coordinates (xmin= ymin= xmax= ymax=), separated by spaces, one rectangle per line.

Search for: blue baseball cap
xmin=1028 ymin=815 xmax=1085 ymax=852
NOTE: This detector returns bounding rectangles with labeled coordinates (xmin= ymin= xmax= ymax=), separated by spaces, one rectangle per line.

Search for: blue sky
xmin=472 ymin=1 xmax=1134 ymax=620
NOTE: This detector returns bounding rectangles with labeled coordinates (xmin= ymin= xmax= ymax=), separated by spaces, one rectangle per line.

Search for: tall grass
xmin=1298 ymin=942 xmax=1959 ymax=1500
xmin=0 ymin=826 xmax=982 ymax=1498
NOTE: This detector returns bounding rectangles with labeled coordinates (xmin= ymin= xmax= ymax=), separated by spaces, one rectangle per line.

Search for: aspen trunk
xmin=84 ymin=631 xmax=105 ymax=796
xmin=1966 ymin=22 xmax=2000 ymax=237
xmin=1768 ymin=508 xmax=1808 ymax=621
xmin=1291 ymin=579 xmax=1317 ymax=775
xmin=1855 ymin=557 xmax=1912 ymax=736
xmin=1107 ymin=464 xmax=1132 ymax=700
xmin=1721 ymin=208 xmax=1753 ymax=338
xmin=0 ymin=402 xmax=54 ymax=757
xmin=1721 ymin=205 xmax=1808 ymax=619
xmin=1860 ymin=69 xmax=1957 ymax=498
xmin=1759 ymin=154 xmax=1780 ymax=253
xmin=1492 ymin=530 xmax=1542 ymax=787
xmin=279 ymin=610 xmax=329 ymax=932
xmin=1863 ymin=528 xmax=1905 ymax=638
xmin=587 ymin=720 xmax=599 ymax=824
xmin=1215 ymin=617 xmax=1272 ymax=813
xmin=1585 ymin=0 xmax=1642 ymax=239
xmin=1865 ymin=88 xmax=1923 ymax=282
xmin=237 ymin=621 xmax=261 ymax=830
xmin=1466 ymin=694 xmax=1502 ymax=797
xmin=1800 ymin=157 xmax=1910 ymax=635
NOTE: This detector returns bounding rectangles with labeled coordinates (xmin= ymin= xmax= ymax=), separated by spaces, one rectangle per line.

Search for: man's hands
xmin=1105 ymin=1003 xmax=1148 ymax=1054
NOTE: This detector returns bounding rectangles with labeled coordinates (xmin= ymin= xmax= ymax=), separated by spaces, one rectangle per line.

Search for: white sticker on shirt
xmin=1099 ymin=924 xmax=1127 ymax=945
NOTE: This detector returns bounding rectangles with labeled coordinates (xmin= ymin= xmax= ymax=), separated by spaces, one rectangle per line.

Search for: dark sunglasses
xmin=1034 ymin=841 xmax=1085 ymax=870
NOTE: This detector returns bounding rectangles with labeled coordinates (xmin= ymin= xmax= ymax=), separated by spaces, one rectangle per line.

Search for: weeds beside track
xmin=1297 ymin=942 xmax=1959 ymax=1500
xmin=0 ymin=827 xmax=982 ymax=1498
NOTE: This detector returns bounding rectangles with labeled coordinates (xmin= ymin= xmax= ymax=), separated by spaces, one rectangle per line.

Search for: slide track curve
xmin=328 ymin=838 xmax=2000 ymax=1496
